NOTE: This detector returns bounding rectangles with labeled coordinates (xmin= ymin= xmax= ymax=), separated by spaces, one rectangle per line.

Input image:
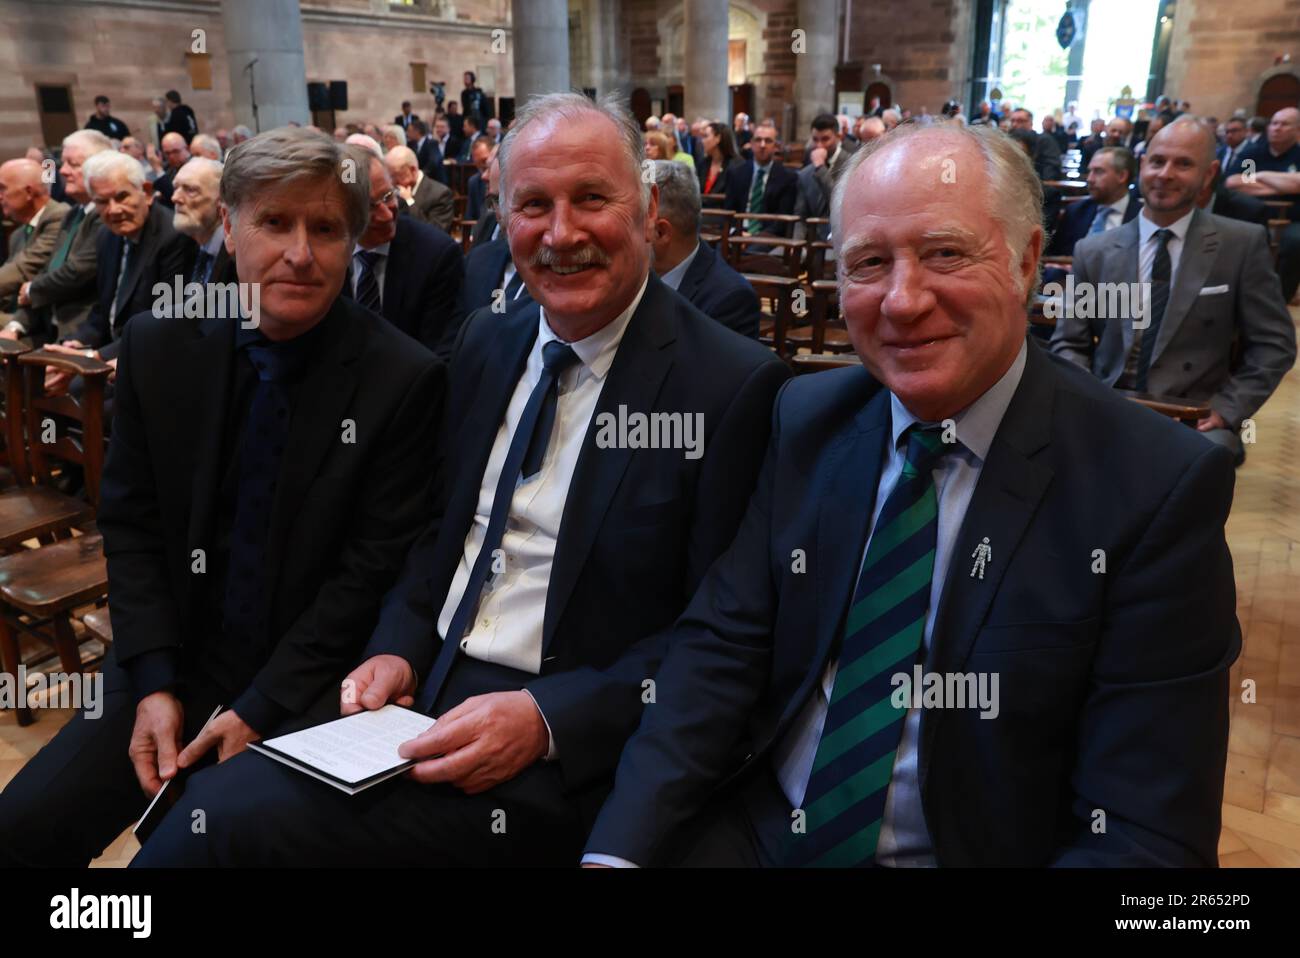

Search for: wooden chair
xmin=727 ymin=235 xmax=805 ymax=278
xmin=805 ymin=240 xmax=834 ymax=281
xmin=744 ymin=274 xmax=800 ymax=357
xmin=0 ymin=339 xmax=32 ymax=489
xmin=699 ymin=208 xmax=735 ymax=250
xmin=0 ymin=350 xmax=112 ymax=727
xmin=82 ymin=607 xmax=113 ymax=647
xmin=785 ymin=280 xmax=854 ymax=355
xmin=789 ymin=353 xmax=862 ymax=375
xmin=1117 ymin=389 xmax=1211 ymax=427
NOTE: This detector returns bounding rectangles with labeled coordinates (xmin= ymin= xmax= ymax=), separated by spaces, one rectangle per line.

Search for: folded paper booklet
xmin=249 ymin=704 xmax=437 ymax=795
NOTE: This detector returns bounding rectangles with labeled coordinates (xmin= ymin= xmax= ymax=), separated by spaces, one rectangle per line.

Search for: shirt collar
xmin=537 ymin=272 xmax=649 ymax=382
xmin=26 ymin=203 xmax=49 ymax=230
xmin=755 ymin=159 xmax=773 ymax=175
xmin=354 ymin=240 xmax=391 ymax=258
xmin=414 ymin=170 xmax=424 ymax=192
xmin=889 ymin=340 xmax=1027 ymax=464
xmin=1139 ymin=206 xmax=1194 ymax=246
xmin=202 ymin=223 xmax=225 ymax=257
xmin=1105 ymin=192 xmax=1130 ymax=219
xmin=659 ymin=241 xmax=701 ymax=291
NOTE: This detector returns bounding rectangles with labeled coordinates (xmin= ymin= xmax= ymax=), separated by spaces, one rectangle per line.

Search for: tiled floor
xmin=4 ymin=313 xmax=1300 ymax=867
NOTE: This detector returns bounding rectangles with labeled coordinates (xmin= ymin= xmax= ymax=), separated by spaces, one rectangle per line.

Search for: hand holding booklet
xmin=248 ymin=704 xmax=437 ymax=795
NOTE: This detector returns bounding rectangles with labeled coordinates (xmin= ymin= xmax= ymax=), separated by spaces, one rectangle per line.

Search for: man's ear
xmin=141 ymin=180 xmax=154 ymax=198
xmin=643 ymin=183 xmax=659 ymax=242
xmin=220 ymin=203 xmax=236 ymax=255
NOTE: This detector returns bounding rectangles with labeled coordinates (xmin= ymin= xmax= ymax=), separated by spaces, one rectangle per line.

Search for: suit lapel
xmin=776 ymin=384 xmax=890 ymax=731
xmin=262 ymin=300 xmax=362 ymax=603
xmin=541 ymin=276 xmax=676 ymax=658
xmin=381 ymin=225 xmax=407 ymax=326
xmin=675 ymin=243 xmax=710 ymax=301
xmin=1103 ymin=220 xmax=1141 ymax=362
xmin=185 ymin=315 xmax=236 ymax=609
xmin=918 ymin=341 xmax=1055 ymax=792
xmin=1152 ymin=209 xmax=1217 ymax=365
xmin=117 ymin=205 xmax=160 ymax=316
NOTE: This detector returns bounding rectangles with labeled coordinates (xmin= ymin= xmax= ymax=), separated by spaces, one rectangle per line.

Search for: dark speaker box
xmin=307 ymin=82 xmax=330 ymax=112
xmin=330 ymin=80 xmax=348 ymax=111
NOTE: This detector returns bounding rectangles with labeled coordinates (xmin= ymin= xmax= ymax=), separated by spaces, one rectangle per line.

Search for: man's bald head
xmin=0 ymin=158 xmax=51 ymax=222
xmin=384 ymin=145 xmax=420 ymax=188
xmin=1268 ymin=107 xmax=1300 ymax=154
xmin=1149 ymin=115 xmax=1218 ymax=166
xmin=161 ymin=131 xmax=190 ymax=171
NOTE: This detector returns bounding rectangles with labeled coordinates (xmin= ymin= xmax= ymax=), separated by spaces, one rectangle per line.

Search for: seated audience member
xmin=0 ymin=158 xmax=68 ymax=308
xmin=1009 ymin=109 xmax=1061 ymax=181
xmin=0 ymin=127 xmax=445 ymax=868
xmin=1052 ymin=116 xmax=1296 ymax=464
xmin=650 ymin=159 xmax=759 ymax=339
xmin=645 ymin=130 xmax=694 ymax=168
xmin=409 ymin=119 xmax=448 ymax=185
xmin=460 ymin=153 xmax=530 ymax=315
xmin=1217 ymin=116 xmax=1251 ymax=173
xmin=1226 ymin=108 xmax=1299 ymax=186
xmin=582 ymin=121 xmax=1241 ymax=869
xmin=969 ymin=101 xmax=997 ymax=127
xmin=1079 ymin=118 xmax=1106 ymax=167
xmin=696 ymin=121 xmax=743 ymax=198
xmin=170 ymin=157 xmax=236 ymax=286
xmin=434 ymin=114 xmax=458 ymax=166
xmin=1201 ymin=173 xmax=1270 ymax=226
xmin=794 ymin=114 xmax=854 ymax=241
xmin=7 ymin=130 xmax=111 ymax=343
xmin=469 ymin=146 xmax=501 ymax=247
xmin=131 ymin=92 xmax=789 ymax=868
xmin=1046 ymin=146 xmax=1140 ymax=256
xmin=381 ymin=125 xmax=405 ymax=154
xmin=343 ymin=146 xmax=464 ymax=361
xmin=881 ymin=108 xmax=901 ymax=131
xmin=231 ymin=125 xmax=253 ymax=146
xmin=386 ymin=145 xmax=455 ymax=235
xmin=734 ymin=112 xmax=752 ymax=152
xmin=1227 ymin=163 xmax=1300 ymax=302
xmin=464 ymin=136 xmax=494 ymax=221
xmin=190 ymin=133 xmax=223 ymax=161
xmin=1106 ymin=116 xmax=1136 ymax=150
xmin=120 ymin=137 xmax=158 ymax=182
xmin=1042 ymin=114 xmax=1069 ymax=153
xmin=456 ymin=114 xmax=483 ymax=162
xmin=43 ymin=149 xmax=192 ymax=391
xmin=85 ymin=95 xmax=129 ymax=139
xmin=154 ymin=132 xmax=192 ymax=208
xmin=724 ymin=120 xmax=797 ymax=236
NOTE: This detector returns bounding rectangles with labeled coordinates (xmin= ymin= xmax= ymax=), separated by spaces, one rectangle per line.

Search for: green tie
xmin=46 ymin=206 xmax=85 ymax=273
xmin=746 ymin=166 xmax=767 ymax=235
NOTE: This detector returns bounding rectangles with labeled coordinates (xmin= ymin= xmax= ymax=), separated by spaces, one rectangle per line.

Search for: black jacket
xmin=671 ymin=241 xmax=760 ymax=338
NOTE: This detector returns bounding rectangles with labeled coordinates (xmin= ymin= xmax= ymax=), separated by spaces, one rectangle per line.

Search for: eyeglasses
xmin=370 ymin=189 xmax=397 ymax=210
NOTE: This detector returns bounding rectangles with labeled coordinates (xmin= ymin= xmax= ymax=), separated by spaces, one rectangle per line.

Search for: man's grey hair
xmin=345 ymin=133 xmax=383 ymax=158
xmin=83 ymin=149 xmax=146 ymax=190
xmin=190 ymin=133 xmax=223 ymax=161
xmin=231 ymin=125 xmax=253 ymax=141
xmin=830 ymin=123 xmax=1044 ymax=299
xmin=650 ymin=159 xmax=700 ymax=236
xmin=1094 ymin=145 xmax=1135 ymax=182
xmin=63 ymin=128 xmax=112 ymax=155
xmin=386 ymin=145 xmax=418 ymax=170
xmin=498 ymin=91 xmax=650 ymax=220
xmin=180 ymin=156 xmax=224 ymax=181
xmin=222 ymin=127 xmax=370 ymax=240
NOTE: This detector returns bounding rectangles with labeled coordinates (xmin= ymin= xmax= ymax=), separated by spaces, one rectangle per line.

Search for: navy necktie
xmin=416 ymin=340 xmax=581 ymax=712
xmin=1135 ymin=228 xmax=1173 ymax=392
xmin=354 ymin=250 xmax=383 ymax=313
xmin=192 ymin=249 xmax=214 ymax=285
xmin=503 ymin=268 xmax=524 ymax=302
xmin=221 ymin=339 xmax=308 ymax=648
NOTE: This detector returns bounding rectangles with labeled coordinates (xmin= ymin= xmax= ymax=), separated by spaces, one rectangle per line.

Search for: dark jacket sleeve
xmin=525 ymin=355 xmax=791 ymax=795
xmin=1051 ymin=441 xmax=1239 ymax=866
xmin=424 ymin=238 xmax=467 ymax=363
xmin=581 ymin=385 xmax=789 ymax=864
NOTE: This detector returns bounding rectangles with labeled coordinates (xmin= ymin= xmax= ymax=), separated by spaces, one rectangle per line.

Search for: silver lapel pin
xmin=970 ymin=537 xmax=992 ymax=579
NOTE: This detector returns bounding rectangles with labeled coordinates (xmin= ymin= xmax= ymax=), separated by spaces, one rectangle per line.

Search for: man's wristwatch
xmin=3 ymin=321 xmax=25 ymax=336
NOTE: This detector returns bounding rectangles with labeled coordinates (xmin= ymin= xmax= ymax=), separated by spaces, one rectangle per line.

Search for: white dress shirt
xmin=436 ymin=275 xmax=649 ymax=675
xmin=1091 ymin=191 xmax=1130 ymax=232
xmin=404 ymin=170 xmax=424 ymax=208
xmin=350 ymin=240 xmax=391 ymax=305
xmin=772 ymin=341 xmax=1028 ymax=867
xmin=1137 ymin=206 xmax=1194 ymax=287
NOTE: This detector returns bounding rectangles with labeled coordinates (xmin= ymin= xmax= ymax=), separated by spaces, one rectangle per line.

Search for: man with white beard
xmin=170 ymin=157 xmax=234 ymax=286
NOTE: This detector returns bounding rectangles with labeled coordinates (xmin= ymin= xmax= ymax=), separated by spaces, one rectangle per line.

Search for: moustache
xmin=529 ymin=245 xmax=611 ymax=270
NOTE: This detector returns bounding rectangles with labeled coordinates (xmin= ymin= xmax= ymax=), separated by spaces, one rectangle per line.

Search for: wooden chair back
xmin=19 ymin=350 xmax=112 ymax=510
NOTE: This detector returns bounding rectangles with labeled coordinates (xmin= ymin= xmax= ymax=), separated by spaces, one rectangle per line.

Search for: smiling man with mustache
xmin=132 ymin=92 xmax=788 ymax=868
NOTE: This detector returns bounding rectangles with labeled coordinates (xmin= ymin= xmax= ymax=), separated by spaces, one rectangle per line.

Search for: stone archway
xmin=1256 ymin=68 xmax=1300 ymax=119
xmin=657 ymin=1 xmax=767 ymax=85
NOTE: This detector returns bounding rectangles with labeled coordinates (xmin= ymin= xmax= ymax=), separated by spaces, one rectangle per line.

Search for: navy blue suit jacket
xmin=364 ymin=273 xmax=791 ymax=824
xmin=75 ymin=201 xmax=193 ymax=360
xmin=1047 ymin=192 xmax=1142 ymax=256
xmin=724 ymin=159 xmax=798 ymax=236
xmin=343 ymin=215 xmax=464 ymax=361
xmin=465 ymin=172 xmax=487 ymax=222
xmin=673 ymin=241 xmax=760 ymax=339
xmin=586 ymin=338 xmax=1239 ymax=866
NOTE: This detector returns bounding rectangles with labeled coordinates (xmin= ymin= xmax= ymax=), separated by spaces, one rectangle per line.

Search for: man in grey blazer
xmin=793 ymin=113 xmax=853 ymax=242
xmin=8 ymin=130 xmax=112 ymax=343
xmin=385 ymin=145 xmax=455 ymax=235
xmin=1051 ymin=116 xmax=1295 ymax=462
xmin=0 ymin=159 xmax=68 ymax=310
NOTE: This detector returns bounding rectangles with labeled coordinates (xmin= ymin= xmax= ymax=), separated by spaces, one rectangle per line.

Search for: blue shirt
xmin=659 ymin=242 xmax=702 ymax=291
xmin=773 ymin=340 xmax=1028 ymax=866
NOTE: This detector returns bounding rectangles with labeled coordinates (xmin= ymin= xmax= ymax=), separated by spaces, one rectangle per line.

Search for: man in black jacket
xmin=133 ymin=92 xmax=788 ymax=868
xmin=724 ymin=120 xmax=798 ymax=237
xmin=0 ymin=127 xmax=445 ymax=867
xmin=162 ymin=89 xmax=198 ymax=144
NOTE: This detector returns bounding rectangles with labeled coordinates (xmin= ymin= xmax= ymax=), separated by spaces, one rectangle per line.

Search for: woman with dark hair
xmin=696 ymin=121 xmax=742 ymax=196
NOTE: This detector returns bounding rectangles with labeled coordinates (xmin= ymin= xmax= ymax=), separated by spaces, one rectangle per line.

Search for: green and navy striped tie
xmin=788 ymin=424 xmax=950 ymax=867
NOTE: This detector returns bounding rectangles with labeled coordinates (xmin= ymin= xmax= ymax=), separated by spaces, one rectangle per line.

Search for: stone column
xmin=512 ymin=0 xmax=571 ymax=106
xmin=684 ymin=0 xmax=730 ymax=122
xmin=221 ymin=0 xmax=309 ymax=133
xmin=795 ymin=0 xmax=838 ymax=131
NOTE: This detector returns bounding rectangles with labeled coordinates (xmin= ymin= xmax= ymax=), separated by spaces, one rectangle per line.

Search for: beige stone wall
xmin=1162 ymin=0 xmax=1300 ymax=120
xmin=841 ymin=0 xmax=975 ymax=115
xmin=0 ymin=0 xmax=512 ymax=159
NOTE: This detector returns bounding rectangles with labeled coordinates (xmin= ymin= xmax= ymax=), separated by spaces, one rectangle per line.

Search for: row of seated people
xmin=0 ymin=95 xmax=1293 ymax=868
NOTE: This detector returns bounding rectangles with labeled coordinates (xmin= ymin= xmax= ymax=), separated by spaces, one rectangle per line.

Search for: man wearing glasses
xmin=344 ymin=144 xmax=464 ymax=361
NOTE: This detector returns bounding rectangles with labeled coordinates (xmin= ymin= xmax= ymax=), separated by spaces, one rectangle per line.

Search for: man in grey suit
xmin=385 ymin=145 xmax=455 ymax=235
xmin=0 ymin=159 xmax=68 ymax=310
xmin=793 ymin=113 xmax=853 ymax=242
xmin=7 ymin=130 xmax=112 ymax=343
xmin=1051 ymin=116 xmax=1296 ymax=463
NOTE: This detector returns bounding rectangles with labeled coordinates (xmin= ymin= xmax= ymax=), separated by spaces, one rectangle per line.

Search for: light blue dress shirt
xmin=773 ymin=340 xmax=1027 ymax=867
xmin=659 ymin=241 xmax=702 ymax=291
